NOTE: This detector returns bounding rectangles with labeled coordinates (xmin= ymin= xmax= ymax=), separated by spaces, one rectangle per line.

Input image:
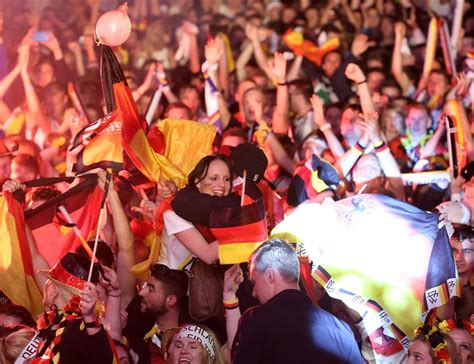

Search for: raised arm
xmin=363 ymin=113 xmax=404 ymax=200
xmin=391 ymin=22 xmax=414 ymax=95
xmin=310 ymin=95 xmax=345 ymax=158
xmin=98 ymin=171 xmax=136 ymax=308
xmin=344 ymin=63 xmax=376 ymax=116
xmin=270 ymin=53 xmax=289 ymax=134
xmin=245 ymin=23 xmax=274 ymax=81
xmin=236 ymin=41 xmax=254 ymax=83
xmin=286 ymin=54 xmax=304 ymax=82
xmin=20 ymin=46 xmax=52 ymax=134
xmin=223 ymin=264 xmax=244 ymax=360
xmin=132 ymin=63 xmax=156 ymax=102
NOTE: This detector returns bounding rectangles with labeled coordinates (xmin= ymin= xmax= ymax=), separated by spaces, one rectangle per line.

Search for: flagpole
xmin=240 ymin=170 xmax=247 ymax=207
xmin=87 ymin=171 xmax=111 ymax=282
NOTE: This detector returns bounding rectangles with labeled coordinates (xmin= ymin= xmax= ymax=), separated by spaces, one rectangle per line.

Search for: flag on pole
xmin=100 ymin=45 xmax=216 ymax=188
xmin=210 ymin=183 xmax=267 ymax=264
xmin=271 ymin=194 xmax=458 ymax=353
xmin=25 ymin=176 xmax=104 ymax=267
xmin=70 ymin=111 xmax=124 ymax=174
xmin=0 ymin=192 xmax=43 ymax=316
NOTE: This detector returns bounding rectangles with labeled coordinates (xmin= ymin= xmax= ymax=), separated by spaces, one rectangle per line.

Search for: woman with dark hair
xmin=153 ymin=154 xmax=240 ymax=269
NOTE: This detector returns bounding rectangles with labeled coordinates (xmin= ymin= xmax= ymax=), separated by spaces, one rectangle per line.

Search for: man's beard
xmin=141 ymin=299 xmax=168 ymax=318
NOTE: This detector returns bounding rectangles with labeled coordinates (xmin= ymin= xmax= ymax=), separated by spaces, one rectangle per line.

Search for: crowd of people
xmin=0 ymin=0 xmax=473 ymax=362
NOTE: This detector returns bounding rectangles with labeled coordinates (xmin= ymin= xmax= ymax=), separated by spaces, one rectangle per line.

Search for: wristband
xmin=374 ymin=141 xmax=389 ymax=154
xmin=277 ymin=81 xmax=288 ymax=86
xmin=357 ymin=79 xmax=367 ymax=85
xmin=108 ymin=293 xmax=121 ymax=298
xmin=319 ymin=124 xmax=331 ymax=132
xmin=223 ymin=298 xmax=239 ymax=310
xmin=352 ymin=141 xmax=366 ymax=155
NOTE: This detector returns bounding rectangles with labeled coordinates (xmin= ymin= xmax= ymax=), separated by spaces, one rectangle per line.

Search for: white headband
xmin=177 ymin=324 xmax=217 ymax=361
xmin=14 ymin=332 xmax=41 ymax=364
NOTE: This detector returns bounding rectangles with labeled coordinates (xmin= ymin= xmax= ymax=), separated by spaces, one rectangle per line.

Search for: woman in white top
xmin=141 ymin=155 xmax=241 ymax=270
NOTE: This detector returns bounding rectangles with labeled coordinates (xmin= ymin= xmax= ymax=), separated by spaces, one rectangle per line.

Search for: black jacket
xmin=232 ymin=289 xmax=363 ymax=364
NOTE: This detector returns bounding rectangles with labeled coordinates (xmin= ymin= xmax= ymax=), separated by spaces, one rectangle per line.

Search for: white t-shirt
xmin=156 ymin=210 xmax=195 ymax=270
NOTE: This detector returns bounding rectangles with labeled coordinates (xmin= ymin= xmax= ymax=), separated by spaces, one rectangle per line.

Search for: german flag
xmin=287 ymin=154 xmax=339 ymax=207
xmin=100 ymin=45 xmax=215 ymax=188
xmin=210 ymin=183 xmax=267 ymax=264
xmin=0 ymin=192 xmax=43 ymax=316
xmin=282 ymin=29 xmax=340 ymax=66
xmin=70 ymin=110 xmax=124 ymax=174
xmin=25 ymin=176 xmax=104 ymax=267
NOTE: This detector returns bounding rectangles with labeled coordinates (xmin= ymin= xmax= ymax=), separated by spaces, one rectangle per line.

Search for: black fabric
xmin=58 ymin=319 xmax=114 ymax=364
xmin=232 ymin=289 xmax=363 ymax=364
xmin=171 ymin=186 xmax=241 ymax=226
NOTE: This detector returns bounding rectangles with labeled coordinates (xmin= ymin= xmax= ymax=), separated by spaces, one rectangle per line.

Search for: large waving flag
xmin=287 ymin=154 xmax=339 ymax=207
xmin=271 ymin=194 xmax=458 ymax=353
xmin=282 ymin=29 xmax=340 ymax=66
xmin=0 ymin=192 xmax=43 ymax=316
xmin=100 ymin=46 xmax=216 ymax=188
xmin=25 ymin=176 xmax=104 ymax=267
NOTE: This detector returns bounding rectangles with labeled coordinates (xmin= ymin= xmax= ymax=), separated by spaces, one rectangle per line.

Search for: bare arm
xmin=310 ymin=95 xmax=345 ymax=158
xmin=420 ymin=122 xmax=445 ymax=159
xmin=344 ymin=63 xmax=376 ymax=116
xmin=188 ymin=32 xmax=200 ymax=75
xmin=286 ymin=54 xmax=304 ymax=82
xmin=99 ymin=171 xmax=136 ymax=309
xmin=132 ymin=63 xmax=156 ymax=102
xmin=235 ymin=41 xmax=254 ymax=83
xmin=270 ymin=53 xmax=289 ymax=134
xmin=174 ymin=228 xmax=218 ymax=265
xmin=100 ymin=266 xmax=123 ymax=340
xmin=391 ymin=22 xmax=413 ymax=95
xmin=223 ymin=265 xmax=243 ymax=356
xmin=246 ymin=24 xmax=274 ymax=81
xmin=20 ymin=48 xmax=52 ymax=134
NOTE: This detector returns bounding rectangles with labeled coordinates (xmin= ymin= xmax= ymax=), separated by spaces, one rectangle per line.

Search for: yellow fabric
xmin=5 ymin=112 xmax=26 ymax=136
xmin=218 ymin=242 xmax=263 ymax=265
xmin=83 ymin=126 xmax=123 ymax=166
xmin=217 ymin=33 xmax=235 ymax=73
xmin=311 ymin=170 xmax=330 ymax=193
xmin=157 ymin=118 xmax=216 ymax=188
xmin=0 ymin=196 xmax=43 ymax=316
xmin=130 ymin=231 xmax=160 ymax=281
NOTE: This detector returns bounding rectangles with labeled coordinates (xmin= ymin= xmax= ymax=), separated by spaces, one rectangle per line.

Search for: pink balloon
xmin=96 ymin=3 xmax=131 ymax=47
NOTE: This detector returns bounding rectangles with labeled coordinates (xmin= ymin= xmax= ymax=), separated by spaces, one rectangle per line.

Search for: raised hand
xmin=205 ymin=38 xmax=223 ymax=66
xmin=42 ymin=31 xmax=62 ymax=58
xmin=99 ymin=265 xmax=121 ymax=298
xmin=344 ymin=63 xmax=366 ymax=84
xmin=245 ymin=23 xmax=259 ymax=43
xmin=351 ymin=34 xmax=375 ymax=58
xmin=394 ymin=22 xmax=407 ymax=39
xmin=80 ymin=282 xmax=99 ymax=318
xmin=2 ymin=180 xmax=25 ymax=193
xmin=223 ymin=264 xmax=244 ymax=300
xmin=157 ymin=179 xmax=177 ymax=200
xmin=359 ymin=112 xmax=382 ymax=144
xmin=268 ymin=52 xmax=287 ymax=84
xmin=310 ymin=94 xmax=327 ymax=129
